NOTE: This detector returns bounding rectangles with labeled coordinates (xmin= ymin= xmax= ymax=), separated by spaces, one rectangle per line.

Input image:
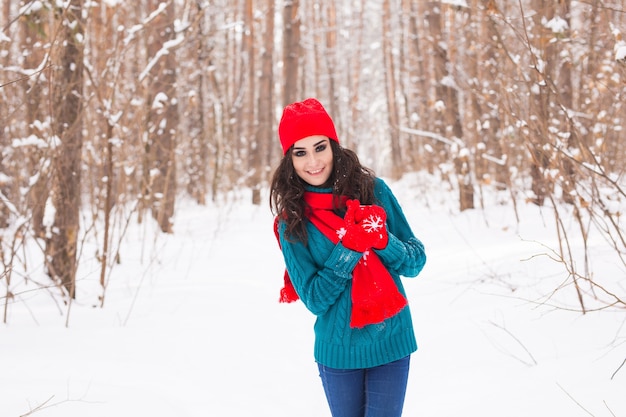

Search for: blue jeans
xmin=317 ymin=356 xmax=411 ymax=417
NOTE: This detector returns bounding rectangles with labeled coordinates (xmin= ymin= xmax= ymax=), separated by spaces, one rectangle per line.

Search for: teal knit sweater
xmin=277 ymin=178 xmax=426 ymax=369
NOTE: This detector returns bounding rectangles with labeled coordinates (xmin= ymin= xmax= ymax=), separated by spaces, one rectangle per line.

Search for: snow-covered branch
xmin=138 ymin=35 xmax=185 ymax=82
xmin=399 ymin=126 xmax=461 ymax=147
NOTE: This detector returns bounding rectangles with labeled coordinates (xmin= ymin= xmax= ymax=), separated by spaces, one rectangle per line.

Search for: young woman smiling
xmin=270 ymin=98 xmax=427 ymax=417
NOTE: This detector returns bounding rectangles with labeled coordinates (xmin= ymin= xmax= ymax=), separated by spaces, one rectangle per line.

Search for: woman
xmin=270 ymin=98 xmax=427 ymax=417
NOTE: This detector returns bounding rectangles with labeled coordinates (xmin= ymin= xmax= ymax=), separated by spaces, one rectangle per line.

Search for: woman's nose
xmin=305 ymin=152 xmax=319 ymax=165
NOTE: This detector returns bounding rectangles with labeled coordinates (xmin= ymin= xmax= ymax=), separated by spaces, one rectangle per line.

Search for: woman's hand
xmin=341 ymin=200 xmax=388 ymax=252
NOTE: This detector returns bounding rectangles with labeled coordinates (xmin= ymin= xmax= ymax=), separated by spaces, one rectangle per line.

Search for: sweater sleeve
xmin=278 ymin=222 xmax=362 ymax=316
xmin=373 ymin=178 xmax=427 ymax=278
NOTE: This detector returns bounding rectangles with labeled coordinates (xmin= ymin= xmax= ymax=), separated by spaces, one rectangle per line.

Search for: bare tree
xmin=254 ymin=0 xmax=275 ymax=185
xmin=481 ymin=1 xmax=511 ymax=191
xmin=399 ymin=0 xmax=429 ymax=172
xmin=0 ymin=0 xmax=8 ymax=230
xmin=46 ymin=0 xmax=85 ymax=298
xmin=244 ymin=0 xmax=260 ymax=204
xmin=425 ymin=1 xmax=473 ymax=210
xmin=182 ymin=1 xmax=211 ymax=205
xmin=381 ymin=0 xmax=402 ymax=180
xmin=142 ymin=0 xmax=179 ymax=233
xmin=282 ymin=0 xmax=300 ymax=107
xmin=323 ymin=2 xmax=339 ymax=116
xmin=20 ymin=7 xmax=51 ymax=238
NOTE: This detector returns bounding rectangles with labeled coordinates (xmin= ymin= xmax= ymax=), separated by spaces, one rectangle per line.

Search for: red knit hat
xmin=278 ymin=98 xmax=339 ymax=155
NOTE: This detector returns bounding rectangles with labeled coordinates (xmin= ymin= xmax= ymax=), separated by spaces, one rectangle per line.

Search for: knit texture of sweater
xmin=277 ymin=178 xmax=427 ymax=369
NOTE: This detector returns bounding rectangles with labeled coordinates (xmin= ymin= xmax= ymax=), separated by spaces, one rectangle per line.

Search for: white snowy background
xmin=1 ymin=173 xmax=625 ymax=417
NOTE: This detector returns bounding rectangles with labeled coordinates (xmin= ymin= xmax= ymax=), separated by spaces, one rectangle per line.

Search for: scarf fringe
xmin=279 ymin=270 xmax=299 ymax=303
xmin=350 ymin=291 xmax=407 ymax=328
xmin=275 ymin=216 xmax=299 ymax=303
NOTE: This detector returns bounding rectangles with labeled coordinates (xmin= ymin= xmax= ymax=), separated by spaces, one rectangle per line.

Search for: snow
xmin=616 ymin=41 xmax=626 ymax=62
xmin=151 ymin=92 xmax=169 ymax=109
xmin=139 ymin=34 xmax=185 ymax=82
xmin=2 ymin=174 xmax=625 ymax=417
xmin=102 ymin=0 xmax=122 ymax=7
xmin=18 ymin=1 xmax=45 ymax=15
xmin=11 ymin=135 xmax=49 ymax=149
xmin=543 ymin=16 xmax=569 ymax=34
xmin=442 ymin=0 xmax=468 ymax=8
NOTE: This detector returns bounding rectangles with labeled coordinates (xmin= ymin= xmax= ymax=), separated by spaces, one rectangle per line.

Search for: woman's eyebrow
xmin=293 ymin=139 xmax=328 ymax=150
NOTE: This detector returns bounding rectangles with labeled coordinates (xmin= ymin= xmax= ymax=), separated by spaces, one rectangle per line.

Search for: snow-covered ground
xmin=2 ymin=173 xmax=625 ymax=417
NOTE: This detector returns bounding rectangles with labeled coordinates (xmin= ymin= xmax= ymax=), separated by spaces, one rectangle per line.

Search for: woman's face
xmin=291 ymin=135 xmax=334 ymax=187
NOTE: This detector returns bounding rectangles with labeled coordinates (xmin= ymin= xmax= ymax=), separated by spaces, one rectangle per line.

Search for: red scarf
xmin=275 ymin=192 xmax=407 ymax=328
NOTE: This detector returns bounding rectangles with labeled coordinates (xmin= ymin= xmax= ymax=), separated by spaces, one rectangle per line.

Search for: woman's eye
xmin=315 ymin=144 xmax=327 ymax=152
xmin=294 ymin=150 xmax=306 ymax=157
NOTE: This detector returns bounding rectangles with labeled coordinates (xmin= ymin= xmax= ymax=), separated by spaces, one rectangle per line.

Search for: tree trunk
xmin=402 ymin=0 xmax=429 ymax=171
xmin=184 ymin=1 xmax=210 ymax=205
xmin=424 ymin=3 xmax=449 ymax=174
xmin=256 ymin=0 xmax=275 ymax=180
xmin=244 ymin=0 xmax=261 ymax=205
xmin=555 ymin=0 xmax=576 ymax=205
xmin=345 ymin=0 xmax=366 ymax=151
xmin=428 ymin=2 xmax=473 ymax=210
xmin=144 ymin=0 xmax=179 ymax=233
xmin=282 ymin=0 xmax=300 ymax=107
xmin=382 ymin=0 xmax=402 ymax=179
xmin=46 ymin=0 xmax=85 ymax=298
xmin=527 ymin=0 xmax=556 ymax=206
xmin=324 ymin=2 xmax=338 ymax=117
xmin=21 ymin=7 xmax=50 ymax=238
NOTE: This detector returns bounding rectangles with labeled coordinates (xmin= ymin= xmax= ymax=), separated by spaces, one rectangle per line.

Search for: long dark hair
xmin=270 ymin=140 xmax=376 ymax=243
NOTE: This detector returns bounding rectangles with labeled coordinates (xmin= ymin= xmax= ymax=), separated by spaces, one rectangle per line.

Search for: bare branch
xmin=557 ymin=382 xmax=595 ymax=417
xmin=487 ymin=320 xmax=538 ymax=367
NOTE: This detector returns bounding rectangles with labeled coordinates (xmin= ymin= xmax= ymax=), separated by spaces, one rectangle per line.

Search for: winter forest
xmin=1 ymin=0 xmax=626 ymax=414
xmin=0 ymin=0 xmax=626 ymax=416
xmin=5 ymin=0 xmax=625 ymax=315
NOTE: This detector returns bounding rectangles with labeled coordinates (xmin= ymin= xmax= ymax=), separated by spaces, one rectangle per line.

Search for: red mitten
xmin=341 ymin=200 xmax=388 ymax=252
xmin=361 ymin=204 xmax=388 ymax=249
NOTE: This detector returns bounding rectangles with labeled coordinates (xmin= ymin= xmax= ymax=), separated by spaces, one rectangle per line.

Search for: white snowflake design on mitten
xmin=362 ymin=214 xmax=384 ymax=234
